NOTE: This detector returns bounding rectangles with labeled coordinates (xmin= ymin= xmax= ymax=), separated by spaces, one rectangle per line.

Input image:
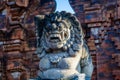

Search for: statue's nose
xmin=52 ymin=23 xmax=57 ymax=29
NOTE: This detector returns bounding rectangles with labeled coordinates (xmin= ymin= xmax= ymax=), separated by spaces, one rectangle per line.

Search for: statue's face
xmin=44 ymin=21 xmax=70 ymax=49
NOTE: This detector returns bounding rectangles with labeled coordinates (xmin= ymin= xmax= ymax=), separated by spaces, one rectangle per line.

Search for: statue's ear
xmin=34 ymin=15 xmax=45 ymax=39
xmin=34 ymin=15 xmax=45 ymax=27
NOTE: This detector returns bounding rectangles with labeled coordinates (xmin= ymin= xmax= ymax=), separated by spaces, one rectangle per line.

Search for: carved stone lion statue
xmin=34 ymin=11 xmax=93 ymax=80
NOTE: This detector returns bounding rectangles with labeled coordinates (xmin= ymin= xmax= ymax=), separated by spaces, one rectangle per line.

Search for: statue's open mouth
xmin=48 ymin=33 xmax=62 ymax=43
xmin=45 ymin=31 xmax=69 ymax=44
xmin=49 ymin=34 xmax=62 ymax=43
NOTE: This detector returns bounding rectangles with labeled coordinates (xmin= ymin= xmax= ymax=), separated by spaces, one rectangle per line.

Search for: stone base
xmin=36 ymin=73 xmax=85 ymax=80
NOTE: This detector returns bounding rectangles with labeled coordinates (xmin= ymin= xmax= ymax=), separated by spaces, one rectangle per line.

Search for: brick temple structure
xmin=0 ymin=0 xmax=56 ymax=80
xmin=0 ymin=0 xmax=120 ymax=80
xmin=69 ymin=0 xmax=120 ymax=80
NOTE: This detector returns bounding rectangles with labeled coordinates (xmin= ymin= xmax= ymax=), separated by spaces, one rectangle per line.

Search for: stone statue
xmin=34 ymin=11 xmax=93 ymax=80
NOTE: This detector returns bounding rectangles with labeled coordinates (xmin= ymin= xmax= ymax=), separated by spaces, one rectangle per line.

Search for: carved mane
xmin=34 ymin=11 xmax=84 ymax=56
xmin=34 ymin=11 xmax=93 ymax=80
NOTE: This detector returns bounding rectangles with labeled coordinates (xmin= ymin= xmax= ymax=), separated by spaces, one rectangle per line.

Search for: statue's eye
xmin=45 ymin=23 xmax=52 ymax=30
xmin=47 ymin=23 xmax=51 ymax=27
xmin=58 ymin=23 xmax=61 ymax=26
xmin=58 ymin=23 xmax=63 ymax=31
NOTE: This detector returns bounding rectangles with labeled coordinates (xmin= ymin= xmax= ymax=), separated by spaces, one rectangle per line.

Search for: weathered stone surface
xmin=40 ymin=69 xmax=63 ymax=79
xmin=35 ymin=11 xmax=93 ymax=80
xmin=58 ymin=58 xmax=70 ymax=69
xmin=39 ymin=58 xmax=50 ymax=70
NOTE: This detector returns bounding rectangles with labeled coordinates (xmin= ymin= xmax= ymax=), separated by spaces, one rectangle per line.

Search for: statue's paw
xmin=70 ymin=73 xmax=85 ymax=80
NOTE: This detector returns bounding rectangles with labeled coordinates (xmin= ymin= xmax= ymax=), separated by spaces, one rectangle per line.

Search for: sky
xmin=55 ymin=0 xmax=75 ymax=13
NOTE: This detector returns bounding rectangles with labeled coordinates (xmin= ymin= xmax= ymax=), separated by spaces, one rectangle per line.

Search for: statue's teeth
xmin=59 ymin=36 xmax=62 ymax=41
xmin=54 ymin=35 xmax=57 ymax=37
xmin=61 ymin=32 xmax=64 ymax=40
xmin=46 ymin=33 xmax=49 ymax=37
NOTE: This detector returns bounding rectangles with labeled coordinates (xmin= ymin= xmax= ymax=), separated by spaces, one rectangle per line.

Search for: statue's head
xmin=34 ymin=11 xmax=84 ymax=53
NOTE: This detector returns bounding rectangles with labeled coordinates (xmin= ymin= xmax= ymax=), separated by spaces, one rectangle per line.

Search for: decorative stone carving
xmin=34 ymin=11 xmax=93 ymax=80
